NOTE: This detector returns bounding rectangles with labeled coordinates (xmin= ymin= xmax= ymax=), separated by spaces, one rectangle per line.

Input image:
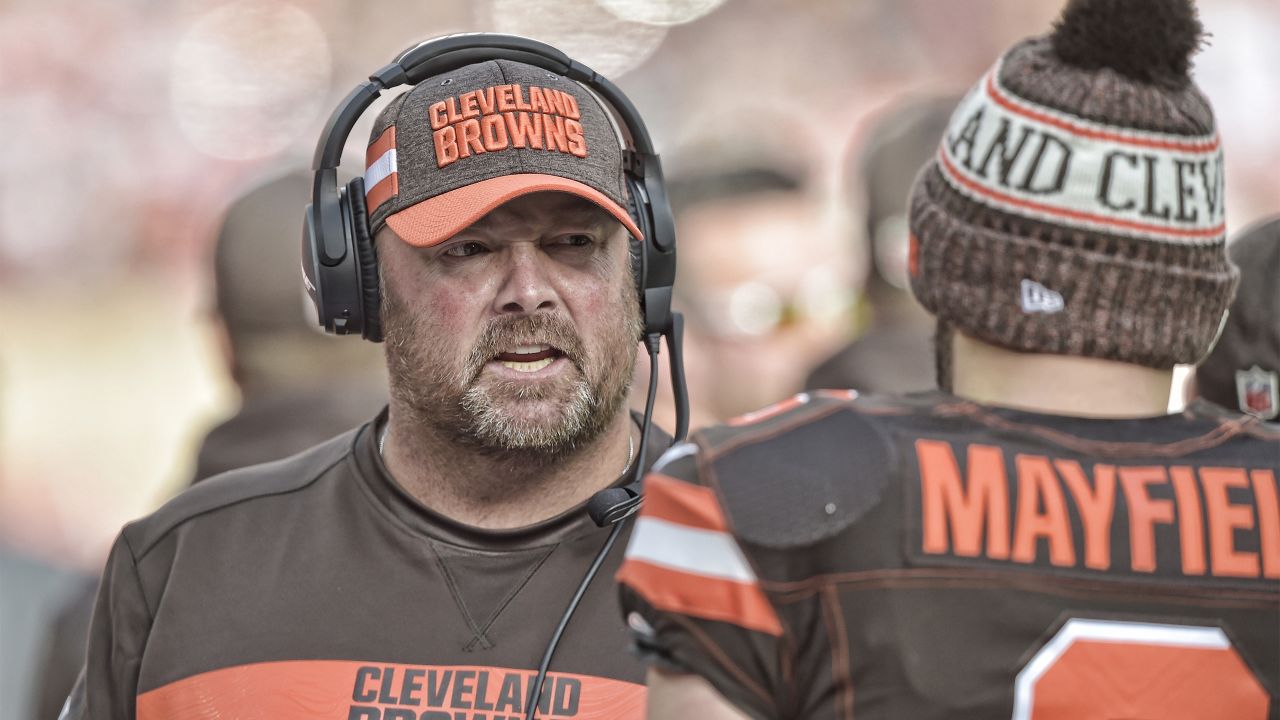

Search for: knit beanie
xmin=908 ymin=0 xmax=1238 ymax=369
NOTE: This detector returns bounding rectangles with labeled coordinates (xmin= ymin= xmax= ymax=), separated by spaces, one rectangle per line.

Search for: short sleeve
xmin=616 ymin=443 xmax=788 ymax=720
xmin=62 ymin=532 xmax=153 ymax=720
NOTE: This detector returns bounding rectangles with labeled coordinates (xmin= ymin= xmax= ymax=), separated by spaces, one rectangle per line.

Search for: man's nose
xmin=492 ymin=244 xmax=558 ymax=314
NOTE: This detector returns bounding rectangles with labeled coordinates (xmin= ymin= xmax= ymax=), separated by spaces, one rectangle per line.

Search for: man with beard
xmin=63 ymin=49 xmax=672 ymax=720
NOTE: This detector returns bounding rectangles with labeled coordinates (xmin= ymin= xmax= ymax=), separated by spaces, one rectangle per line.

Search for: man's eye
xmin=555 ymin=234 xmax=594 ymax=247
xmin=444 ymin=242 xmax=487 ymax=257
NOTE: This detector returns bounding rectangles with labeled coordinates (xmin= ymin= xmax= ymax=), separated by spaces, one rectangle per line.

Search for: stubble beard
xmin=382 ymin=281 xmax=641 ymax=462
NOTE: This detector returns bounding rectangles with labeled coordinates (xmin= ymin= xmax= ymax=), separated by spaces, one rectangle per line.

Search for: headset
xmin=301 ymin=34 xmax=689 ymax=719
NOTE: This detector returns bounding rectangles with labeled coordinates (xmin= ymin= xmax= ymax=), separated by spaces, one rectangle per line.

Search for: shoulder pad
xmin=696 ymin=392 xmax=894 ymax=549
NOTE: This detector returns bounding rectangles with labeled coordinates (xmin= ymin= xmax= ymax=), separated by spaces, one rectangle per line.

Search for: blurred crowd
xmin=1 ymin=1 xmax=1277 ymax=718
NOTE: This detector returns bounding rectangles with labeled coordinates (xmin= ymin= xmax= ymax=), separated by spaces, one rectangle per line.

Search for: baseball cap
xmin=362 ymin=58 xmax=642 ymax=247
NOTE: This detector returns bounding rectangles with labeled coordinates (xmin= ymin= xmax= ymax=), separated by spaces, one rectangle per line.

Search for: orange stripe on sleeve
xmin=617 ymin=558 xmax=783 ymax=637
xmin=642 ymin=473 xmax=730 ymax=532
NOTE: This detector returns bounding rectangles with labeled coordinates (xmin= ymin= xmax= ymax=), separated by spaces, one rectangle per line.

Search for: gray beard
xmin=376 ymin=252 xmax=645 ymax=461
xmin=405 ymin=359 xmax=631 ymax=464
xmin=459 ymin=375 xmax=597 ymax=454
xmin=382 ymin=293 xmax=639 ymax=462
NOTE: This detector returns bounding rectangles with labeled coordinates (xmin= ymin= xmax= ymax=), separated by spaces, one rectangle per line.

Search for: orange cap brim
xmin=385 ymin=173 xmax=644 ymax=247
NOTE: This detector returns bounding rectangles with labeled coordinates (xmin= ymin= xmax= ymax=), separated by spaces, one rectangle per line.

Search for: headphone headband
xmin=390 ymin=35 xmax=654 ymax=155
xmin=313 ymin=34 xmax=655 ymax=175
xmin=302 ymin=31 xmax=680 ymax=359
xmin=307 ymin=34 xmax=672 ymax=265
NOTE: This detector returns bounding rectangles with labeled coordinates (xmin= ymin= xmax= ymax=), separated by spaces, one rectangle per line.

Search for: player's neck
xmin=380 ymin=405 xmax=635 ymax=530
xmin=950 ymin=332 xmax=1176 ymax=418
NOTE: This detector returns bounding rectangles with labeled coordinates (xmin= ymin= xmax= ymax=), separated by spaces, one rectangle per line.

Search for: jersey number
xmin=1012 ymin=619 xmax=1269 ymax=719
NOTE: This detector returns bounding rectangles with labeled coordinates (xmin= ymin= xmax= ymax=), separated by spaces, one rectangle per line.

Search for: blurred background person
xmin=1195 ymin=216 xmax=1279 ymax=421
xmin=27 ymin=170 xmax=387 ymax=720
xmin=662 ymin=154 xmax=857 ymax=427
xmin=806 ymin=94 xmax=957 ymax=394
xmin=632 ymin=101 xmax=860 ymax=429
xmin=194 ymin=170 xmax=388 ymax=478
xmin=0 ymin=522 xmax=84 ymax=720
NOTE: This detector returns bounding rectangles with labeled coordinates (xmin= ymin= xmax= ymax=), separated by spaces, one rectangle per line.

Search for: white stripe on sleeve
xmin=625 ymin=516 xmax=758 ymax=583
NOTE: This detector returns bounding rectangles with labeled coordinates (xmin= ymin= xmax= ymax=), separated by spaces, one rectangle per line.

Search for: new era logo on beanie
xmin=907 ymin=0 xmax=1238 ymax=370
xmin=1020 ymin=279 xmax=1064 ymax=315
xmin=362 ymin=59 xmax=642 ymax=248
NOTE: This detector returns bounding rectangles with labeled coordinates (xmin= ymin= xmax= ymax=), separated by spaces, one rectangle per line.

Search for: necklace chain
xmin=623 ymin=432 xmax=635 ymax=474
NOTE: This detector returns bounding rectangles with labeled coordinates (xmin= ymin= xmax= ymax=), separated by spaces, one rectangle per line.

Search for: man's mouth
xmin=492 ymin=344 xmax=564 ymax=373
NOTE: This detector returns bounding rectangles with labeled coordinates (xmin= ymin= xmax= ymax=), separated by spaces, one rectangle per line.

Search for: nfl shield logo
xmin=1235 ymin=365 xmax=1279 ymax=420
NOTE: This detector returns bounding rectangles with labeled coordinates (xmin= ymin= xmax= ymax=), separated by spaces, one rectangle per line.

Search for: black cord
xmin=523 ymin=520 xmax=627 ymax=720
xmin=524 ymin=336 xmax=661 ymax=717
xmin=633 ymin=334 xmax=662 ymax=486
xmin=667 ymin=313 xmax=689 ymax=442
xmin=524 ymin=332 xmax=675 ymax=716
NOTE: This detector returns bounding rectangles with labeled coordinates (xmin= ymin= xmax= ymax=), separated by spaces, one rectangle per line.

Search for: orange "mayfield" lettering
xmin=915 ymin=440 xmax=1280 ymax=580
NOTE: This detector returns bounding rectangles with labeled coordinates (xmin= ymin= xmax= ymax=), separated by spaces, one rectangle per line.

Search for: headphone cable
xmin=522 ymin=520 xmax=626 ymax=720
xmin=523 ymin=336 xmax=661 ymax=720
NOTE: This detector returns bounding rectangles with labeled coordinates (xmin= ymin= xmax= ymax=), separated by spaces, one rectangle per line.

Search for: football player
xmin=618 ymin=1 xmax=1279 ymax=718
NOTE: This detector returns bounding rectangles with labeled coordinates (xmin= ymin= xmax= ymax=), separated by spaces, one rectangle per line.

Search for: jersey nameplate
xmin=903 ymin=436 xmax=1280 ymax=589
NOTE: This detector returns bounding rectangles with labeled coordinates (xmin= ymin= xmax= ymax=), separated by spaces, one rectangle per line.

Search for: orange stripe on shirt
xmin=137 ymin=659 xmax=644 ymax=720
xmin=618 ymin=558 xmax=783 ymax=637
xmin=643 ymin=473 xmax=730 ymax=532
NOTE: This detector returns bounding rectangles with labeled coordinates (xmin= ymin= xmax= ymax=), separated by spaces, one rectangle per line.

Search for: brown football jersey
xmin=64 ymin=412 xmax=667 ymax=720
xmin=619 ymin=390 xmax=1280 ymax=719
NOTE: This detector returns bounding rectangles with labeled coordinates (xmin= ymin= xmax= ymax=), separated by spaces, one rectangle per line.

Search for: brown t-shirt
xmin=64 ymin=413 xmax=667 ymax=720
xmin=619 ymin=391 xmax=1280 ymax=719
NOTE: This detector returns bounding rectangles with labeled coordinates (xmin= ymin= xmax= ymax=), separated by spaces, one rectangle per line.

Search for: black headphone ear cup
xmin=345 ymin=178 xmax=384 ymax=342
xmin=624 ymin=176 xmax=649 ymax=299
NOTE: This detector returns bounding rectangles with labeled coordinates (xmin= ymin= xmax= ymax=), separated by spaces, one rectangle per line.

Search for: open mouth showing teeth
xmin=493 ymin=344 xmax=563 ymax=373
